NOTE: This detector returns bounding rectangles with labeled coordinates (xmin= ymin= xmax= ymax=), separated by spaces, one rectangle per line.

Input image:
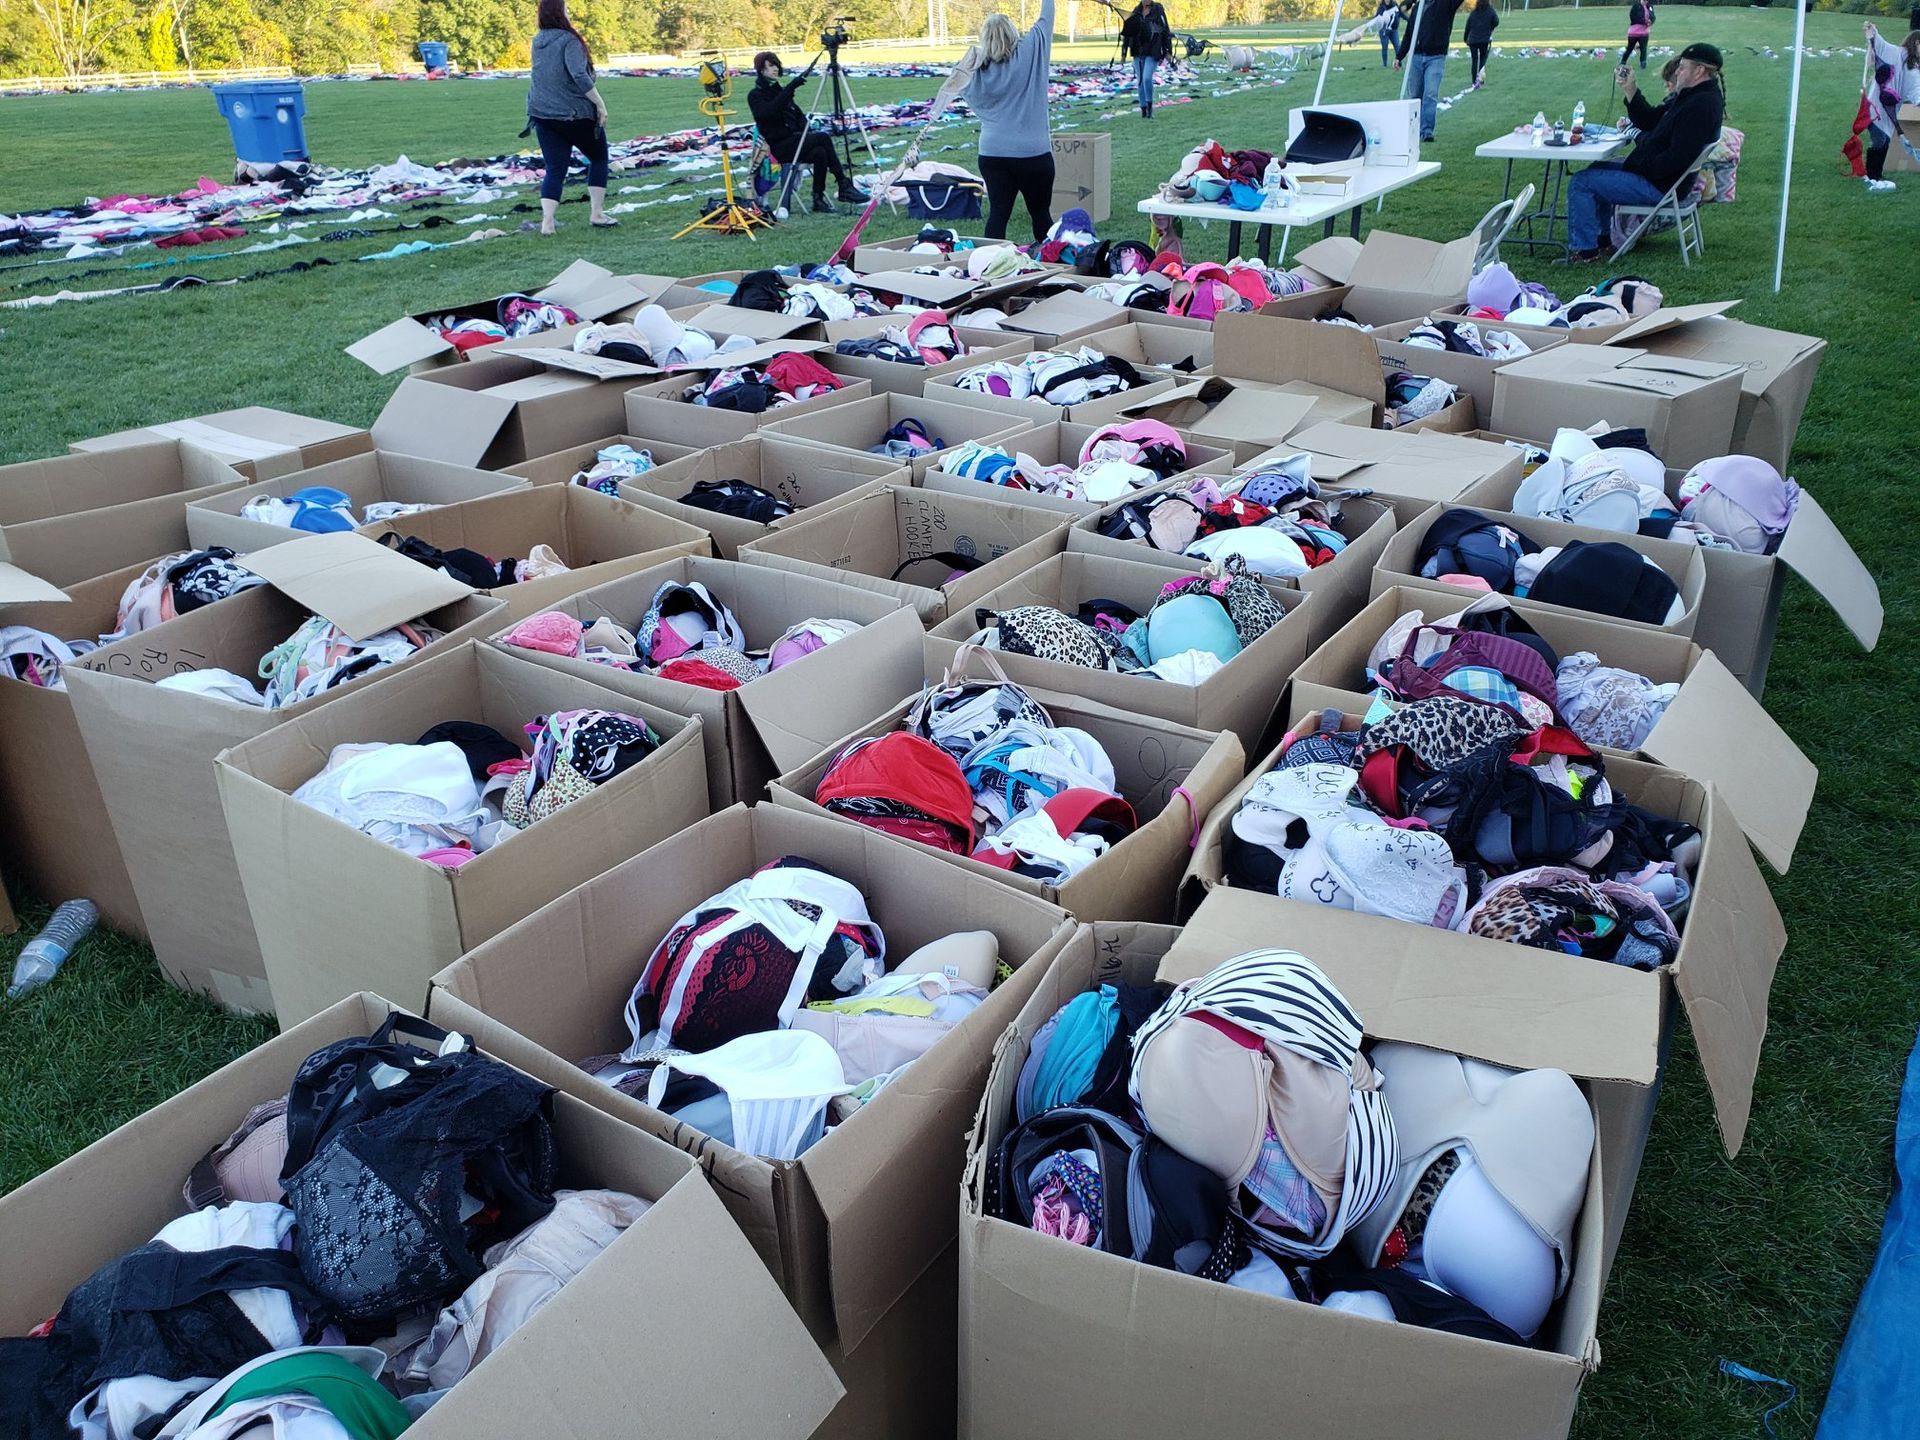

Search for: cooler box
xmin=211 ymin=80 xmax=308 ymax=164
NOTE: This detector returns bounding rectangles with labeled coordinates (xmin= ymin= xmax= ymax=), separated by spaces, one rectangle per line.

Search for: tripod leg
xmin=831 ymin=66 xmax=899 ymax=213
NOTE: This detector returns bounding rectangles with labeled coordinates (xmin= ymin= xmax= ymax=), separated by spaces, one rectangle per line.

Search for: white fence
xmin=5 ymin=65 xmax=299 ymax=92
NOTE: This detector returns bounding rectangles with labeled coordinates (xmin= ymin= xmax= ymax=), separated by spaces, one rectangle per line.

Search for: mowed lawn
xmin=2 ymin=9 xmax=1916 ymax=1436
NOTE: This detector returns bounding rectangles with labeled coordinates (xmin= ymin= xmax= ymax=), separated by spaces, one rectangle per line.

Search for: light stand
xmin=674 ymin=56 xmax=774 ymax=240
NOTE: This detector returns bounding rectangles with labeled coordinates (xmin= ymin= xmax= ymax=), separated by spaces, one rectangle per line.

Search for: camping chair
xmin=1610 ymin=142 xmax=1719 ymax=266
xmin=1471 ymin=182 xmax=1535 ymax=273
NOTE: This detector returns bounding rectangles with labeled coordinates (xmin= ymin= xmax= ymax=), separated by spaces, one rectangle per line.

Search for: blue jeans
xmin=1567 ymin=161 xmax=1665 ymax=251
xmin=1407 ymin=52 xmax=1445 ymax=138
xmin=1134 ymin=55 xmax=1155 ymax=108
xmin=1380 ymin=31 xmax=1395 ymax=65
xmin=533 ymin=117 xmax=608 ymax=200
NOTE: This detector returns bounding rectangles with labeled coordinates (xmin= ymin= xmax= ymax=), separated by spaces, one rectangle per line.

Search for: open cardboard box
xmin=737 ymin=483 xmax=1072 ymax=624
xmin=1374 ymin=502 xmax=1707 ymax=639
xmin=850 ymin=268 xmax=983 ymax=310
xmin=1085 ymin=315 xmax=1215 ymax=373
xmin=185 ymin=451 xmax=527 ymax=554
xmin=485 ymin=554 xmax=925 ymax=809
xmin=960 ymin=898 xmax=1641 ymax=1440
xmin=344 ymin=259 xmax=658 ymax=374
xmin=1185 ymin=706 xmax=1786 ymax=1280
xmin=767 ymin=674 xmax=1245 ymax=922
xmin=819 ymin=316 xmax=1034 ymax=399
xmin=924 ymin=550 xmax=1313 ymax=751
xmin=920 ymin=418 xmax=1234 ymax=517
xmin=759 ymin=390 xmax=1040 ymax=483
xmin=427 ymin=803 xmax=1075 ymax=1363
xmin=1275 ymin=419 xmax=1527 ymax=508
xmin=1490 ymin=345 xmax=1744 ymax=470
xmin=667 ymin=301 xmax=827 ymax=345
xmin=618 ymin=433 xmax=905 ymax=559
xmin=621 ymin=350 xmax=872 ymax=450
xmin=0 ymin=441 xmax=248 ymax=586
xmin=0 ymin=992 xmax=845 ymax=1438
xmin=1293 ymin=586 xmax=1818 ymax=872
xmin=1371 ymin=314 xmax=1571 ymax=416
xmin=69 ymin=407 xmax=369 ymax=482
xmin=1888 ymin=101 xmax=1920 ymax=172
xmin=500 ymin=431 xmax=707 ymax=484
xmin=63 ymin=533 xmax=505 ymax=1012
xmin=927 ymin=366 xmax=1184 ymax=430
xmin=371 ymin=353 xmax=654 ymax=470
xmin=1288 ymin=229 xmax=1476 ymax=326
xmin=215 ymin=641 xmax=709 ymax=1025
xmin=988 ymin=290 xmax=1131 ymax=346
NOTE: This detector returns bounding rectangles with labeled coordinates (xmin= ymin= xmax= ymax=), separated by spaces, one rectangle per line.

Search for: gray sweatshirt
xmin=528 ymin=28 xmax=596 ymax=122
xmin=966 ymin=0 xmax=1055 ymax=158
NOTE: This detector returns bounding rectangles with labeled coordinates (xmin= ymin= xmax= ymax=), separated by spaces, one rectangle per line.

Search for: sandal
xmin=590 ymin=217 xmax=620 ymax=228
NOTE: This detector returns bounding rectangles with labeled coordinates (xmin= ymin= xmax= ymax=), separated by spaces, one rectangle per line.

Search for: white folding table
xmin=1134 ymin=159 xmax=1441 ymax=265
xmin=1474 ymin=131 xmax=1630 ymax=255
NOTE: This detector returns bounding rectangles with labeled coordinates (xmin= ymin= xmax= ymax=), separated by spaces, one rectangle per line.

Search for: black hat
xmin=1679 ymin=42 xmax=1724 ymax=68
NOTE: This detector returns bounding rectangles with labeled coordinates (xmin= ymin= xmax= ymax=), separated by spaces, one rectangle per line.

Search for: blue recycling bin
xmin=419 ymin=42 xmax=450 ymax=72
xmin=211 ymin=80 xmax=308 ymax=165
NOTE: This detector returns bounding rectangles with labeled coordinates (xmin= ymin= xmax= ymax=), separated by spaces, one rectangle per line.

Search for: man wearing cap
xmin=747 ymin=52 xmax=870 ymax=214
xmin=1565 ymin=41 xmax=1725 ymax=262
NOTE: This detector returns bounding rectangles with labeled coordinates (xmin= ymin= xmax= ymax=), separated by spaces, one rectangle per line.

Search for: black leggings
xmin=1867 ymin=126 xmax=1891 ymax=181
xmin=979 ymin=151 xmax=1056 ymax=244
xmin=1621 ymin=34 xmax=1648 ymax=67
xmin=776 ymin=131 xmax=852 ymax=200
xmin=1469 ymin=42 xmax=1489 ymax=81
xmin=533 ymin=117 xmax=608 ymax=200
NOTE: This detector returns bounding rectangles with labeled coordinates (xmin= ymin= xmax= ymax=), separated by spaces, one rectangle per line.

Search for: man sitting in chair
xmin=748 ymin=51 xmax=870 ymax=214
xmin=1567 ymin=41 xmax=1725 ymax=263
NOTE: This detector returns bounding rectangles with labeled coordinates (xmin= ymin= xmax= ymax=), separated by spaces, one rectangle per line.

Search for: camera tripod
xmin=774 ymin=29 xmax=893 ymax=216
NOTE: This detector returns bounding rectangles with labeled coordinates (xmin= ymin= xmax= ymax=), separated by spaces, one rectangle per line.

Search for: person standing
xmin=1862 ymin=22 xmax=1920 ymax=193
xmin=526 ymin=0 xmax=613 ymax=234
xmin=1566 ymin=42 xmax=1724 ymax=262
xmin=1465 ymin=0 xmax=1498 ymax=90
xmin=1121 ymin=0 xmax=1174 ymax=119
xmin=1623 ymin=1 xmax=1654 ymax=71
xmin=1375 ymin=0 xmax=1402 ymax=68
xmin=1396 ymin=0 xmax=1469 ymax=143
xmin=747 ymin=51 xmax=869 ymax=214
xmin=966 ymin=0 xmax=1057 ymax=243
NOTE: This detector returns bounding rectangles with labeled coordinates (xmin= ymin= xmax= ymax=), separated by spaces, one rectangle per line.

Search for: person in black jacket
xmin=747 ymin=51 xmax=868 ymax=214
xmin=1121 ymin=0 xmax=1174 ymax=118
xmin=1566 ymin=41 xmax=1725 ymax=260
xmin=1464 ymin=0 xmax=1498 ymax=89
xmin=1396 ymin=0 xmax=1469 ymax=141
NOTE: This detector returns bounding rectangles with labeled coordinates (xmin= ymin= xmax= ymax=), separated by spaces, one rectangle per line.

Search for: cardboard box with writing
xmin=344 ymin=259 xmax=658 ymax=374
xmin=619 ymin=433 xmax=904 ymax=559
xmin=370 ymin=353 xmax=653 ymax=470
xmin=620 ymin=349 xmax=872 ymax=450
xmin=925 ymin=551 xmax=1313 ymax=751
xmin=215 ymin=642 xmax=709 ymax=1024
xmin=486 ymin=555 xmax=925 ymax=809
xmin=820 ymin=317 xmax=1034 ymax=399
xmin=1186 ymin=707 xmax=1786 ymax=1280
xmin=1371 ymin=313 xmax=1570 ymax=416
xmin=1374 ymin=502 xmax=1707 ymax=638
xmin=1286 ymin=229 xmax=1476 ymax=325
xmin=0 ymin=441 xmax=248 ymax=586
xmin=760 ymin=390 xmax=1039 ymax=483
xmin=185 ymin=452 xmax=528 ymax=555
xmin=1278 ymin=419 xmax=1527 ymax=507
xmin=1050 ymin=131 xmax=1111 ymax=221
xmin=920 ymin=417 xmax=1234 ymax=517
xmin=70 ymin=407 xmax=369 ymax=482
xmin=1292 ymin=587 xmax=1818 ymax=873
xmin=960 ymin=894 xmax=1639 ymax=1440
xmin=64 ymin=533 xmax=505 ymax=1012
xmin=768 ymin=676 xmax=1245 ymax=922
xmin=500 ymin=431 xmax=706 ymax=484
xmin=738 ymin=484 xmax=1072 ymax=624
xmin=0 ymin=993 xmax=844 ymax=1438
xmin=1490 ymin=344 xmax=1743 ymax=470
xmin=427 ymin=804 xmax=1075 ymax=1364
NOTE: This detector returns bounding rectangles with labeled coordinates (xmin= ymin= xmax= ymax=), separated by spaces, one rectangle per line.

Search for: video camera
xmin=821 ymin=17 xmax=854 ymax=51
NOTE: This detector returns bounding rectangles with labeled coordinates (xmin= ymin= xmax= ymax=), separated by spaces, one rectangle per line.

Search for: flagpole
xmin=1773 ymin=0 xmax=1807 ymax=293
xmin=1313 ymin=0 xmax=1346 ymax=106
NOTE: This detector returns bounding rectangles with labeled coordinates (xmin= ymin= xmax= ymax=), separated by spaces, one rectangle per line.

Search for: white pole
xmin=1773 ymin=0 xmax=1807 ymax=293
xmin=1399 ymin=0 xmax=1428 ymax=99
xmin=1313 ymin=0 xmax=1345 ymax=105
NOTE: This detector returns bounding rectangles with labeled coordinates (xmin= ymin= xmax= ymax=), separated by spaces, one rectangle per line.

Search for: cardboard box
xmin=0 ymin=561 xmax=152 ymax=934
xmin=370 ymin=354 xmax=653 ymax=470
xmin=925 ymin=551 xmax=1313 ymax=751
xmin=769 ymin=681 xmax=1243 ymax=922
xmin=1291 ymin=586 xmax=1817 ymax=872
xmin=959 ymin=897 xmax=1635 ymax=1440
xmin=620 ymin=359 xmax=872 ymax=451
xmin=0 ymin=992 xmax=844 ymax=1438
xmin=1256 ymin=283 xmax=1355 ymax=323
xmin=1889 ymin=101 xmax=1920 ymax=173
xmin=64 ymin=534 xmax=506 ymax=1011
xmin=499 ymin=432 xmax=707 ymax=485
xmin=820 ymin=319 xmax=1034 ymax=399
xmin=1049 ymin=131 xmax=1112 ymax=221
xmin=215 ymin=642 xmax=709 ymax=1024
xmin=919 ymin=416 xmax=1235 ymax=517
xmin=69 ymin=407 xmax=369 ymax=482
xmin=1288 ymin=229 xmax=1476 ymax=326
xmin=991 ymin=291 xmax=1131 ymax=346
xmin=428 ymin=802 xmax=1075 ymax=1355
xmin=669 ymin=301 xmax=826 ymax=345
xmin=738 ymin=483 xmax=1072 ymax=624
xmin=1603 ymin=306 xmax=1828 ymax=474
xmin=1373 ymin=502 xmax=1707 ymax=638
xmin=1372 ymin=314 xmax=1571 ymax=416
xmin=927 ymin=366 xmax=1181 ymax=429
xmin=619 ymin=433 xmax=905 ymax=560
xmin=1490 ymin=345 xmax=1744 ymax=470
xmin=185 ymin=451 xmax=528 ymax=555
xmin=1394 ymin=391 xmax=1479 ymax=435
xmin=486 ymin=555 xmax=925 ymax=809
xmin=1279 ymin=419 xmax=1527 ymax=506
xmin=759 ymin=390 xmax=1039 ymax=484
xmin=847 ymin=269 xmax=983 ymax=310
xmin=344 ymin=259 xmax=658 ymax=374
xmin=1083 ymin=315 xmax=1214 ymax=372
xmin=0 ymin=441 xmax=248 ymax=586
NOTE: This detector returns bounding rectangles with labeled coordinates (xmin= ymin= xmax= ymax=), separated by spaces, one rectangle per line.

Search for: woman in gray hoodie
xmin=526 ymin=0 xmax=613 ymax=234
xmin=964 ymin=0 xmax=1057 ymax=243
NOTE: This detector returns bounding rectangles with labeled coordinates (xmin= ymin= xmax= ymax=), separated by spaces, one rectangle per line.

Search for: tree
xmin=27 ymin=0 xmax=138 ymax=75
xmin=417 ymin=0 xmax=520 ymax=66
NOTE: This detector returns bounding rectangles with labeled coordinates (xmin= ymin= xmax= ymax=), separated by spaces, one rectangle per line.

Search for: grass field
xmin=2 ymin=8 xmax=1915 ymax=1436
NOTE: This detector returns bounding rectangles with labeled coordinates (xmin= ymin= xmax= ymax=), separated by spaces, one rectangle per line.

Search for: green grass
xmin=2 ymin=8 xmax=1915 ymax=1436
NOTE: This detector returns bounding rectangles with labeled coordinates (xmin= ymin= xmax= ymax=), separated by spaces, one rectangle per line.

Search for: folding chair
xmin=1471 ymin=182 xmax=1536 ymax=272
xmin=1610 ymin=142 xmax=1718 ymax=266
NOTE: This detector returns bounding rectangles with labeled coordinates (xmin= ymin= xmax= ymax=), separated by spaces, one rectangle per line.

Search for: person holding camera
xmin=749 ymin=51 xmax=869 ymax=214
xmin=1120 ymin=0 xmax=1173 ymax=119
xmin=965 ymin=0 xmax=1057 ymax=243
xmin=1565 ymin=42 xmax=1724 ymax=262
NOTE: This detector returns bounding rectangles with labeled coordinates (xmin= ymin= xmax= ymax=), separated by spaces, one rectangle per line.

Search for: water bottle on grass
xmin=8 ymin=899 xmax=98 ymax=998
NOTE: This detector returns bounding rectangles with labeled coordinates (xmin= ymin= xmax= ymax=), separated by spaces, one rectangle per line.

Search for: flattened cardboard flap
xmin=732 ymin=605 xmax=926 ymax=772
xmin=238 ymin=532 xmax=473 ymax=640
xmin=860 ymin=269 xmax=980 ymax=306
xmin=346 ymin=317 xmax=451 ymax=374
xmin=681 ymin=337 xmax=823 ymax=369
xmin=516 ymin=348 xmax=664 ymax=381
xmin=534 ymin=258 xmax=650 ymax=317
xmin=1347 ymin=228 xmax=1476 ymax=299
xmin=1292 ymin=235 xmax=1362 ymax=284
xmin=0 ymin=562 xmax=67 ymax=604
xmin=1606 ymin=300 xmax=1742 ymax=347
xmin=369 ymin=379 xmax=516 ymax=467
xmin=687 ymin=304 xmax=816 ymax=342
xmin=1002 ymin=291 xmax=1121 ymax=336
xmin=1640 ymin=650 xmax=1815 ymax=873
xmin=1777 ymin=488 xmax=1883 ymax=649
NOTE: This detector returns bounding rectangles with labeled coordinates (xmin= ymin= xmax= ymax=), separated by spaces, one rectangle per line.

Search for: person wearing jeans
xmin=1396 ymin=0 xmax=1467 ymax=141
xmin=1565 ymin=163 xmax=1665 ymax=254
xmin=1376 ymin=0 xmax=1400 ymax=66
xmin=1121 ymin=0 xmax=1172 ymax=118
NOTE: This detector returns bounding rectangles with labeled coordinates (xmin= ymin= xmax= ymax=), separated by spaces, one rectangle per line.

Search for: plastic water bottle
xmin=1571 ymin=100 xmax=1587 ymax=145
xmin=1531 ymin=111 xmax=1548 ymax=148
xmin=7 ymin=899 xmax=98 ymax=999
xmin=1262 ymin=159 xmax=1289 ymax=211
